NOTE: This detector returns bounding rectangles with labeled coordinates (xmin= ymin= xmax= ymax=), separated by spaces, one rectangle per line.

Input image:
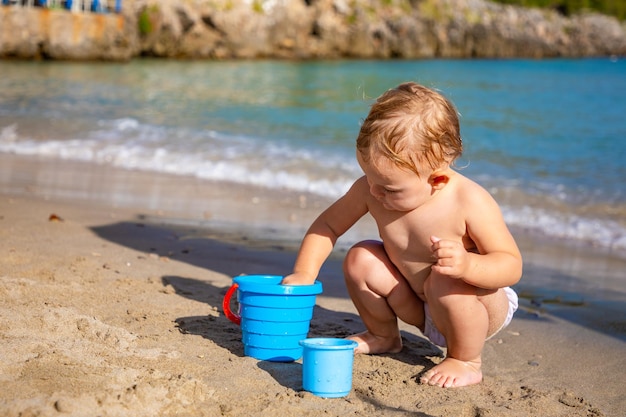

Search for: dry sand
xmin=1 ymin=157 xmax=625 ymax=417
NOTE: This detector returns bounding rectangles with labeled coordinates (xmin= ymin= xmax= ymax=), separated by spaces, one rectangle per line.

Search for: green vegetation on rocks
xmin=492 ymin=0 xmax=626 ymax=20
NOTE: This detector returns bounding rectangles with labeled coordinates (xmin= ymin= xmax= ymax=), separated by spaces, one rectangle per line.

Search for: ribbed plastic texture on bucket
xmin=233 ymin=275 xmax=322 ymax=362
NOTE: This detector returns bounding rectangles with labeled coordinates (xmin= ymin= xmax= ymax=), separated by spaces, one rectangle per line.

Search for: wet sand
xmin=1 ymin=154 xmax=625 ymax=416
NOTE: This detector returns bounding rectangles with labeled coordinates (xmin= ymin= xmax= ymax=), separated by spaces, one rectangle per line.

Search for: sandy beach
xmin=1 ymin=155 xmax=625 ymax=417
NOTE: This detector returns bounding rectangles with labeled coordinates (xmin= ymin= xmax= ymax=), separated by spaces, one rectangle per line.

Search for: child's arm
xmin=431 ymin=182 xmax=522 ymax=290
xmin=282 ymin=177 xmax=369 ymax=285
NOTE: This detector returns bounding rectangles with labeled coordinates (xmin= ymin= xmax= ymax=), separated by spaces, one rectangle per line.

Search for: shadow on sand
xmin=90 ymin=216 xmax=626 ymax=360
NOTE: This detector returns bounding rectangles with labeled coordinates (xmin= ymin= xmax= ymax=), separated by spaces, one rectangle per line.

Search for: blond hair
xmin=357 ymin=82 xmax=462 ymax=175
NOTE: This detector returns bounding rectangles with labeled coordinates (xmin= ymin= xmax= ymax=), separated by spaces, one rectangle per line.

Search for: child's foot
xmin=419 ymin=357 xmax=483 ymax=388
xmin=347 ymin=331 xmax=402 ymax=354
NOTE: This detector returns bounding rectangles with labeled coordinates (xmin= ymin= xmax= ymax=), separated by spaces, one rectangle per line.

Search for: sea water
xmin=0 ymin=58 xmax=625 ymax=255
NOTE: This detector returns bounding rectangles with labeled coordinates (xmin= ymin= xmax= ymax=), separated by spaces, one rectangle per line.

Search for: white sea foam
xmin=502 ymin=206 xmax=626 ymax=252
xmin=0 ymin=120 xmax=357 ymax=198
xmin=1 ymin=120 xmax=624 ymax=254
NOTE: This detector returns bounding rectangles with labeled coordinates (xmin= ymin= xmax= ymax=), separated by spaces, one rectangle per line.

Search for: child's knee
xmin=343 ymin=240 xmax=384 ymax=279
xmin=424 ymin=273 xmax=479 ymax=307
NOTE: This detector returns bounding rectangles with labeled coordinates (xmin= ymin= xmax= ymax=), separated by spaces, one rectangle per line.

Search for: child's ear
xmin=430 ymin=174 xmax=449 ymax=189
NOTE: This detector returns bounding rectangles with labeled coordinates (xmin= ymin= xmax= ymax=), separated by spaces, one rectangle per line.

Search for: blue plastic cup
xmin=299 ymin=338 xmax=358 ymax=398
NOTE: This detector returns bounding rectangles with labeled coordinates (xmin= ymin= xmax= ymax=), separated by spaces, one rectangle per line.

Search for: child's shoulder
xmin=343 ymin=175 xmax=371 ymax=201
xmin=351 ymin=175 xmax=370 ymax=191
xmin=451 ymin=173 xmax=498 ymax=205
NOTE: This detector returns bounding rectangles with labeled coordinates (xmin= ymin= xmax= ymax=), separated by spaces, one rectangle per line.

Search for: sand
xmin=1 ymin=156 xmax=625 ymax=417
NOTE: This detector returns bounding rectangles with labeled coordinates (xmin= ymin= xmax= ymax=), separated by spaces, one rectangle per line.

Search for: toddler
xmin=282 ymin=82 xmax=522 ymax=388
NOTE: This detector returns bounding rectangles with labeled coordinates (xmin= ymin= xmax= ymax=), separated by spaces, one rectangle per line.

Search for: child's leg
xmin=343 ymin=240 xmax=425 ymax=354
xmin=420 ymin=272 xmax=511 ymax=388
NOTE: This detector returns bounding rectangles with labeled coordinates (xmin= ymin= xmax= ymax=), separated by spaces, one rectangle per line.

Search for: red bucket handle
xmin=222 ymin=283 xmax=241 ymax=325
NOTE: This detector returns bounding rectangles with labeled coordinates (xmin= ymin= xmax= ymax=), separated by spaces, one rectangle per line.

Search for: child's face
xmin=357 ymin=152 xmax=434 ymax=212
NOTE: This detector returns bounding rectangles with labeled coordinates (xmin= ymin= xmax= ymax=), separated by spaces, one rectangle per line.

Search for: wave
xmin=503 ymin=205 xmax=626 ymax=253
xmin=0 ymin=120 xmax=358 ymax=197
xmin=1 ymin=120 xmax=625 ymax=254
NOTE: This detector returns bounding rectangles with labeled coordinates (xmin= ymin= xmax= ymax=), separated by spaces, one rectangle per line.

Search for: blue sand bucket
xmin=222 ymin=275 xmax=323 ymax=362
xmin=299 ymin=338 xmax=358 ymax=398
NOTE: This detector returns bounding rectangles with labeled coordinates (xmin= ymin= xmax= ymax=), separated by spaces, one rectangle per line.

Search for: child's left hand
xmin=430 ymin=235 xmax=470 ymax=279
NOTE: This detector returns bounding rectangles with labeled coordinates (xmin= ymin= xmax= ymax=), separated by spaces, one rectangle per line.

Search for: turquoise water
xmin=0 ymin=58 xmax=625 ymax=253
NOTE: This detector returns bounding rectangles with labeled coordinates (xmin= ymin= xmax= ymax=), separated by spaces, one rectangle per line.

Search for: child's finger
xmin=430 ymin=235 xmax=442 ymax=253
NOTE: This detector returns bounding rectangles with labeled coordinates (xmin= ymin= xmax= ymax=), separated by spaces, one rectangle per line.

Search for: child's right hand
xmin=281 ymin=272 xmax=316 ymax=285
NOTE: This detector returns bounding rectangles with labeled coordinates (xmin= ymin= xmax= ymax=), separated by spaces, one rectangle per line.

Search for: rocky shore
xmin=1 ymin=0 xmax=626 ymax=61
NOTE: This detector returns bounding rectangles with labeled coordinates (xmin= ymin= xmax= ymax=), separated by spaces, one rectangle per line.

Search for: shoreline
xmin=1 ymin=154 xmax=625 ymax=416
xmin=2 ymin=153 xmax=625 ymax=341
